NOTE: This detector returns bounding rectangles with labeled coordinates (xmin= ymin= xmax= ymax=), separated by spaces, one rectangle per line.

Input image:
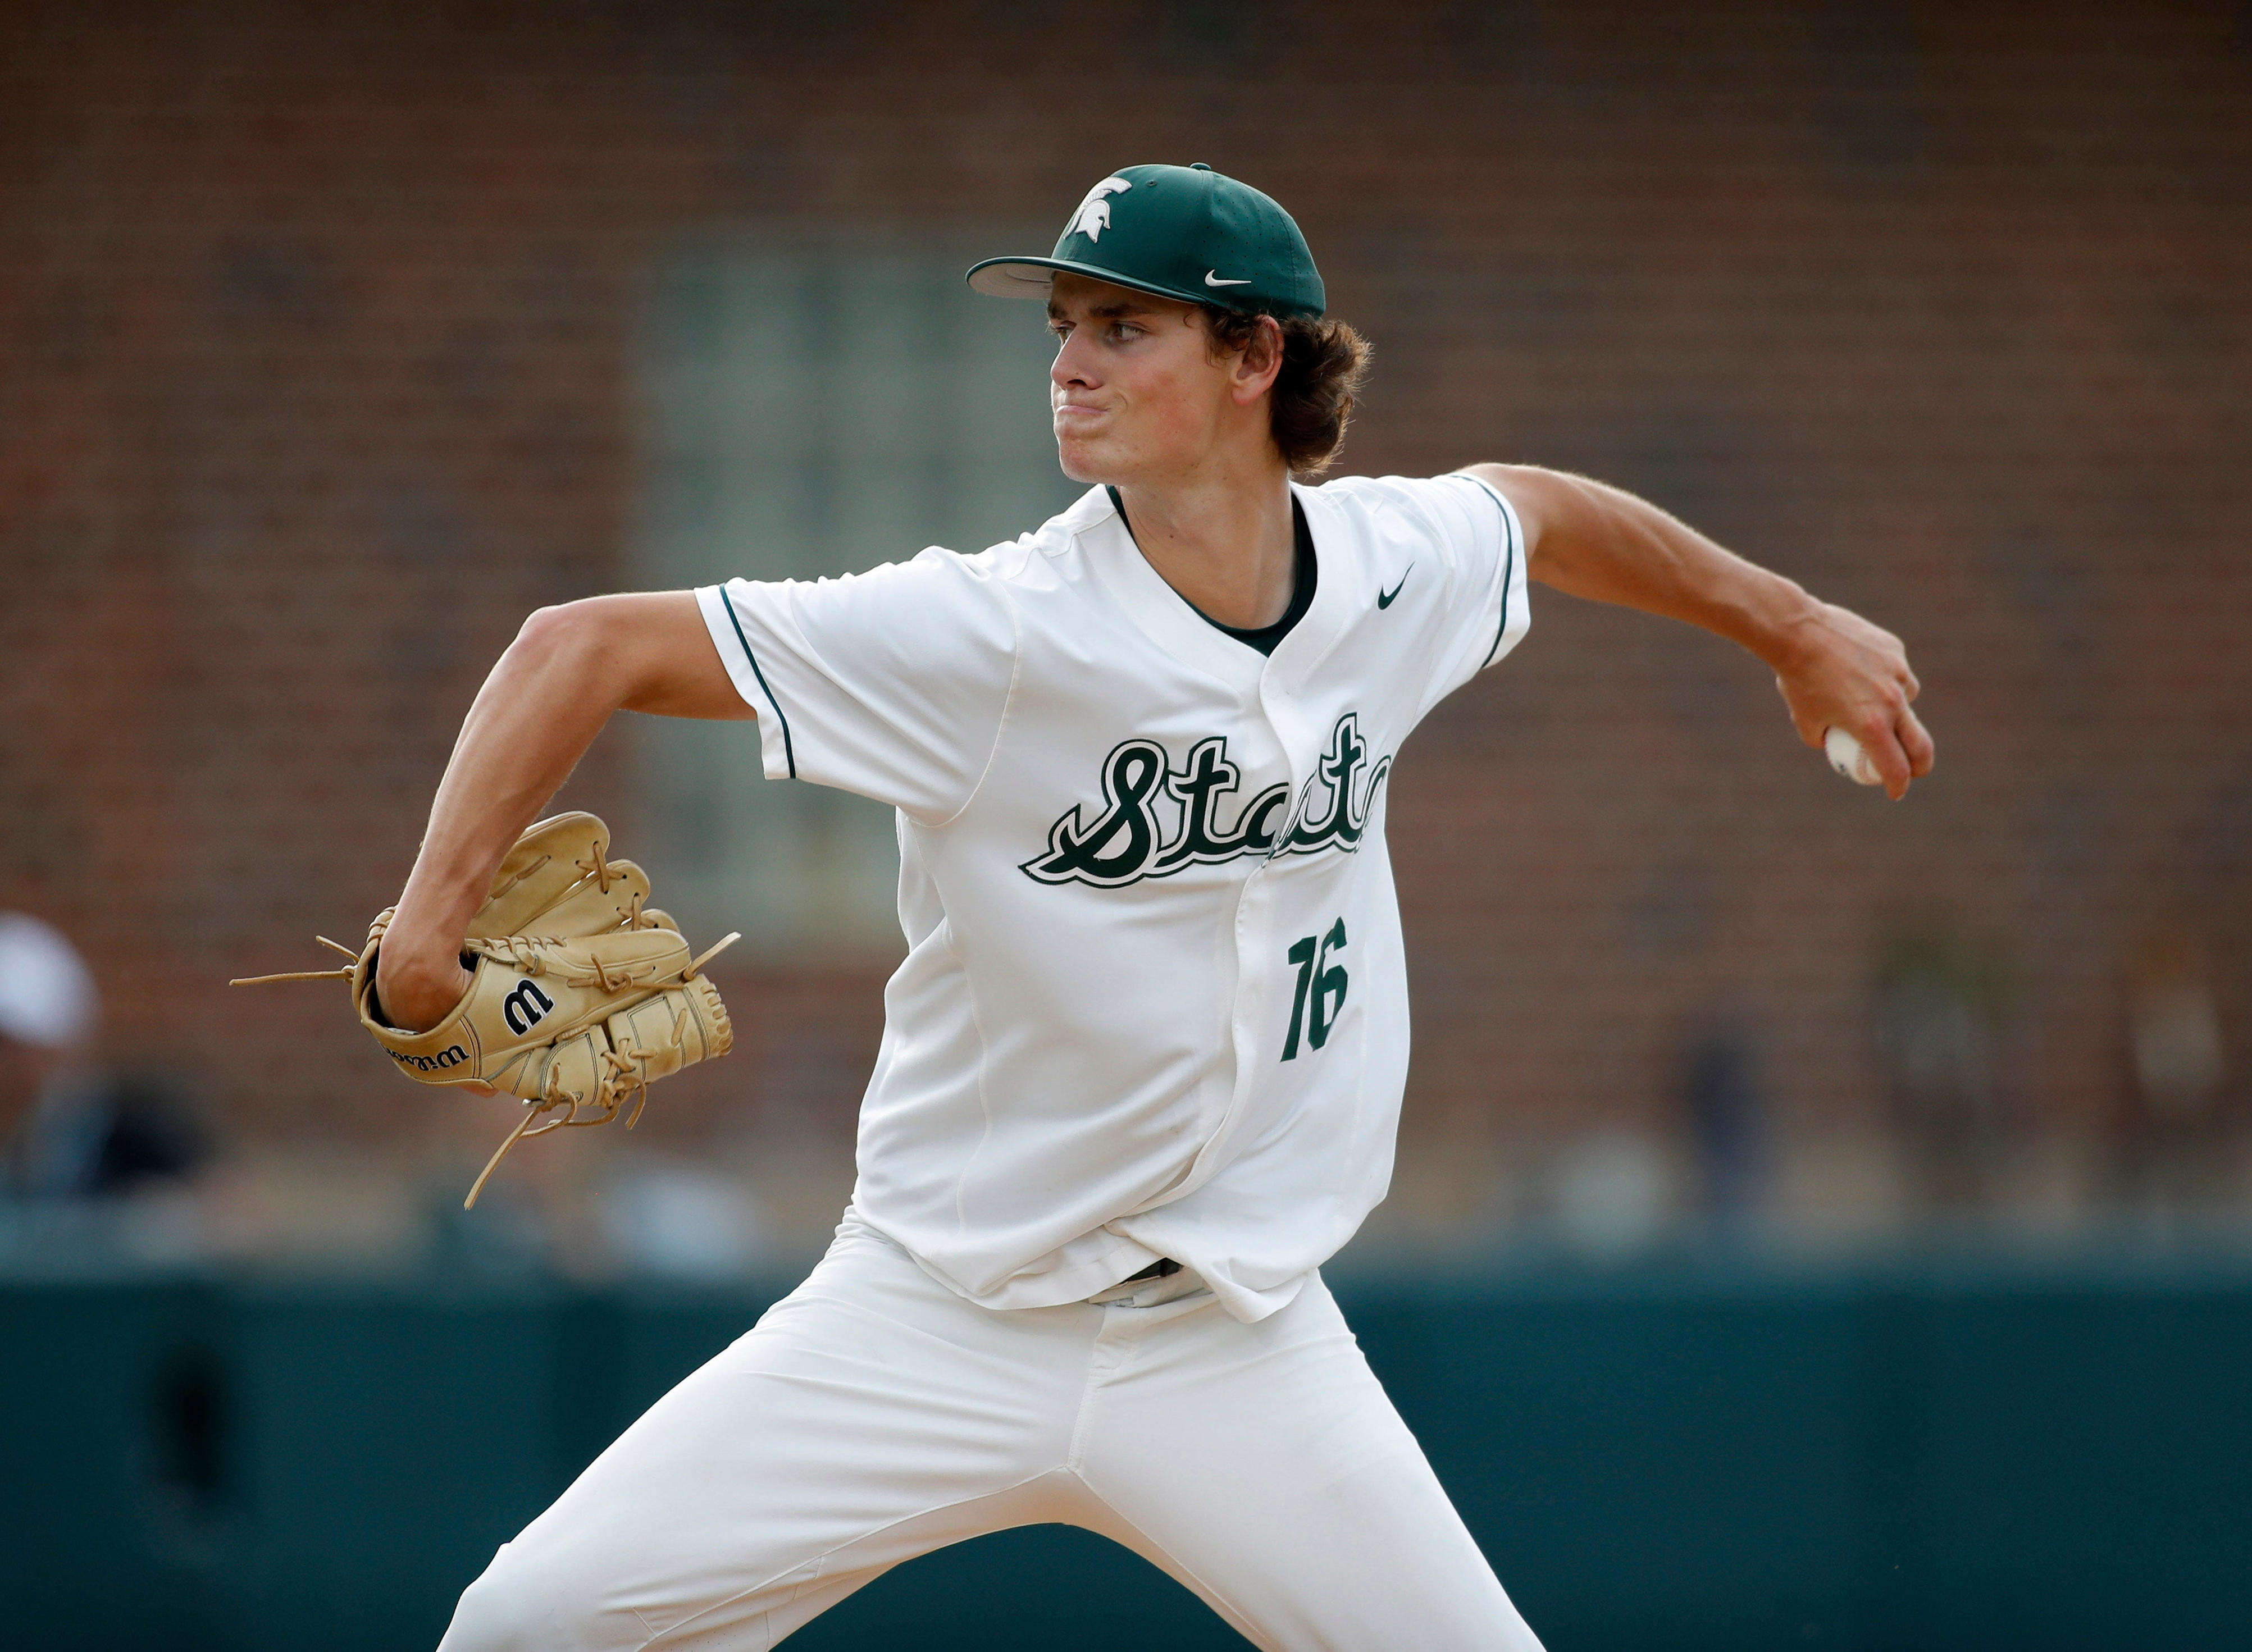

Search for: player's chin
xmin=1052 ymin=432 xmax=1116 ymax=485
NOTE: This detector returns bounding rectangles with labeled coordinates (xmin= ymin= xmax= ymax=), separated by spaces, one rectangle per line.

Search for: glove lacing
xmin=485 ymin=841 xmax=618 ymax=909
xmin=235 ymin=893 xmax=738 ymax=1210
xmin=463 ymin=934 xmax=680 ymax=996
xmin=462 ymin=962 xmax=727 ymax=1211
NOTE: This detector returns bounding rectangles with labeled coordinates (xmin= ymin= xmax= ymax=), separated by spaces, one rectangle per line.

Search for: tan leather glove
xmin=236 ymin=812 xmax=737 ymax=1207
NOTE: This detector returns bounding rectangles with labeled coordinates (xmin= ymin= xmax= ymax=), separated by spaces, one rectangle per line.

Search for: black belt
xmin=1124 ymin=1258 xmax=1183 ymax=1281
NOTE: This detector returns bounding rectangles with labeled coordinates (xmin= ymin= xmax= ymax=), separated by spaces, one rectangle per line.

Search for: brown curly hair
xmin=1201 ymin=308 xmax=1373 ymax=478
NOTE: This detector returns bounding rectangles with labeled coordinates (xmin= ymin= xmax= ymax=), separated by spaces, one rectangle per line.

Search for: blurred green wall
xmin=6 ymin=1256 xmax=2249 ymax=1651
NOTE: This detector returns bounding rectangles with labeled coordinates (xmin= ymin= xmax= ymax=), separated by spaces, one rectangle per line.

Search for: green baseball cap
xmin=968 ymin=163 xmax=1325 ymax=318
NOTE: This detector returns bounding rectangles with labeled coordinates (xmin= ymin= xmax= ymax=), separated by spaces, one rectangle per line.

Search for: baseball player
xmin=397 ymin=164 xmax=1932 ymax=1649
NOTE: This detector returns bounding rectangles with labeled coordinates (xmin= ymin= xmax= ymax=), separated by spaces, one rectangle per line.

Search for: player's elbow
xmin=489 ymin=600 xmax=645 ymax=725
xmin=508 ymin=597 xmax=637 ymax=692
xmin=512 ymin=599 xmax=604 ymax=664
xmin=510 ymin=592 xmax=744 ymax=721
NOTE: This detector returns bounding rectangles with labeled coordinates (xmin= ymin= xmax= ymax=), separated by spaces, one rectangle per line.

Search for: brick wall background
xmin=3 ymin=0 xmax=2247 ymax=1259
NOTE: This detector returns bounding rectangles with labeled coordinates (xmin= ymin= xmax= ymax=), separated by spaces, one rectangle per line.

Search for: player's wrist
xmin=1739 ymin=577 xmax=1829 ymax=677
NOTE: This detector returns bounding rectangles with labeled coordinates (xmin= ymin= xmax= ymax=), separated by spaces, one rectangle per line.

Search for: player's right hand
xmin=1771 ymin=600 xmax=1935 ymax=800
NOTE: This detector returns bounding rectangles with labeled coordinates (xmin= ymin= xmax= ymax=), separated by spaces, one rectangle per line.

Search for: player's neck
xmin=1112 ymin=457 xmax=1297 ymax=632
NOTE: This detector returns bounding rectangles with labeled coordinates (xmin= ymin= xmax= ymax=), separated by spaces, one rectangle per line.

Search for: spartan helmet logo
xmin=1070 ymin=176 xmax=1132 ymax=242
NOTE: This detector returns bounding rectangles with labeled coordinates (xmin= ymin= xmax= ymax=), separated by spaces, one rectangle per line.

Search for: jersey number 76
xmin=1282 ymin=919 xmax=1348 ymax=1061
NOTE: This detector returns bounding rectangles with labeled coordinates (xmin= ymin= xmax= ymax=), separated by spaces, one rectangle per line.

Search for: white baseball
xmin=1824 ymin=725 xmax=1882 ymax=786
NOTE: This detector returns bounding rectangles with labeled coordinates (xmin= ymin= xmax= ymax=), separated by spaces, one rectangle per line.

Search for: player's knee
xmin=439 ymin=1540 xmax=585 ymax=1652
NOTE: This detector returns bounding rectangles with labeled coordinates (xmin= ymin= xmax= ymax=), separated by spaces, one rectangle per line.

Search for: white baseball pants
xmin=439 ymin=1214 xmax=1543 ymax=1651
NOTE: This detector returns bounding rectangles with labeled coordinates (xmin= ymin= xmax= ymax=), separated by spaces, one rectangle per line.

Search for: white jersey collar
xmin=1068 ymin=483 xmax=1347 ymax=696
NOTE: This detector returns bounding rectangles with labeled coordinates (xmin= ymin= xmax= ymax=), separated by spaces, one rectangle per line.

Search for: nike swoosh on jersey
xmin=1203 ymin=271 xmax=1252 ymax=286
xmin=1376 ymin=567 xmax=1412 ymax=609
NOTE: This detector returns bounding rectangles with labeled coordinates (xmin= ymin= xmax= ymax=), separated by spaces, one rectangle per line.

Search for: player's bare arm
xmin=377 ymin=592 xmax=751 ymax=1034
xmin=1471 ymin=462 xmax=1936 ymax=799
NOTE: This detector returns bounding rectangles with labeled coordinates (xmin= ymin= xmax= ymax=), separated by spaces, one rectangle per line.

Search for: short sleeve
xmin=1323 ymin=471 xmax=1530 ymax=718
xmin=1419 ymin=471 xmax=1530 ymax=710
xmin=696 ymin=547 xmax=1019 ymax=824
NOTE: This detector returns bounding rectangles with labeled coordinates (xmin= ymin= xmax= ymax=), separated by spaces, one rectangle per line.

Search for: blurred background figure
xmin=0 ymin=911 xmax=98 ymax=1163
xmin=0 ymin=910 xmax=205 ymax=1220
xmin=2119 ymin=921 xmax=2234 ymax=1217
xmin=1683 ymin=1023 xmax=1771 ymax=1229
xmin=1875 ymin=925 xmax=2008 ymax=1215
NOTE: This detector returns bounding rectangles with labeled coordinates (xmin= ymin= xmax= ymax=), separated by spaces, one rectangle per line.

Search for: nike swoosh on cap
xmin=1203 ymin=271 xmax=1252 ymax=286
xmin=1377 ymin=566 xmax=1412 ymax=608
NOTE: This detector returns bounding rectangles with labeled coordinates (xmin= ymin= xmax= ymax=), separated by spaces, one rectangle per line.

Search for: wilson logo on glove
xmin=233 ymin=811 xmax=738 ymax=1208
xmin=502 ymin=980 xmax=556 ymax=1036
xmin=391 ymin=1045 xmax=469 ymax=1072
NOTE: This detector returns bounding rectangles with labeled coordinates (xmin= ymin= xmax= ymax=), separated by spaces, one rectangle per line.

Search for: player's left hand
xmin=1772 ymin=601 xmax=1935 ymax=800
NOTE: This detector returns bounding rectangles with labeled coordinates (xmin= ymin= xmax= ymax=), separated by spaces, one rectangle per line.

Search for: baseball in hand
xmin=1824 ymin=725 xmax=1882 ymax=786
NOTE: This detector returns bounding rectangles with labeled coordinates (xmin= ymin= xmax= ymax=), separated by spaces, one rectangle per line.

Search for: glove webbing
xmin=459 ymin=995 xmax=690 ymax=1211
xmin=232 ymin=930 xmax=740 ymax=1210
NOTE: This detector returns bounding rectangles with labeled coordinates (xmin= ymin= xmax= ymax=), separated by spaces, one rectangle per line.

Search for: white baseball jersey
xmin=696 ymin=473 xmax=1528 ymax=1322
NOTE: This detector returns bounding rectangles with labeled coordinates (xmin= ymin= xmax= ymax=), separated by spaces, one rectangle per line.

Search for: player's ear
xmin=1246 ymin=316 xmax=1283 ymax=375
xmin=1232 ymin=315 xmax=1284 ymax=401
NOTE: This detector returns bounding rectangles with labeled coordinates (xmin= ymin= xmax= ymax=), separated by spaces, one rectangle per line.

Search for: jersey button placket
xmin=1236 ymin=679 xmax=1305 ymax=1071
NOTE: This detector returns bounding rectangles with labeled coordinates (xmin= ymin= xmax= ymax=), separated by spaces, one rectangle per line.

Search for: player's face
xmin=1046 ymin=276 xmax=1249 ymax=485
